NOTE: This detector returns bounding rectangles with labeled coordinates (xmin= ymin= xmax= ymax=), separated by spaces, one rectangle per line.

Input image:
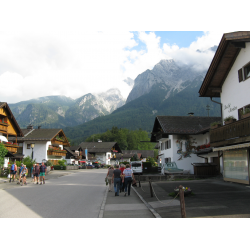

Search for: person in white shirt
xmin=122 ymin=164 xmax=135 ymax=196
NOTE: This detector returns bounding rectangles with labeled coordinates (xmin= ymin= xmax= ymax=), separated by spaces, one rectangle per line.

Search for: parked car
xmin=130 ymin=161 xmax=143 ymax=175
xmin=92 ymin=163 xmax=100 ymax=169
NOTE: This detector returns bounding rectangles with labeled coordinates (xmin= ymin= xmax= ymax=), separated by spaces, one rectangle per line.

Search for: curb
xmin=132 ymin=186 xmax=161 ymax=218
xmin=98 ymin=186 xmax=109 ymax=218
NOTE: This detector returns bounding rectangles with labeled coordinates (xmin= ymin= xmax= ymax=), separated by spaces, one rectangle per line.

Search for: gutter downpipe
xmin=210 ymin=97 xmax=223 ymax=124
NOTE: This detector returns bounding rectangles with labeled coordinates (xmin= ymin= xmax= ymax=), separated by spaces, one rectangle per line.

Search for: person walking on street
xmin=39 ymin=162 xmax=47 ymax=185
xmin=17 ymin=163 xmax=24 ymax=184
xmin=20 ymin=165 xmax=28 ymax=186
xmin=119 ymin=164 xmax=126 ymax=193
xmin=106 ymin=165 xmax=114 ymax=192
xmin=9 ymin=162 xmax=17 ymax=182
xmin=33 ymin=163 xmax=40 ymax=184
xmin=112 ymin=165 xmax=122 ymax=196
xmin=123 ymin=164 xmax=134 ymax=196
xmin=31 ymin=164 xmax=34 ymax=183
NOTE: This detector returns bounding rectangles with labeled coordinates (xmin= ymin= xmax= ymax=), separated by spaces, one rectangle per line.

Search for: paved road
xmin=0 ymin=169 xmax=107 ymax=218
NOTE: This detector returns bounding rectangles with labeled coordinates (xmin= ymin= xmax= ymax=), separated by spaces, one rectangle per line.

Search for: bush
xmin=58 ymin=159 xmax=66 ymax=166
xmin=53 ymin=165 xmax=66 ymax=170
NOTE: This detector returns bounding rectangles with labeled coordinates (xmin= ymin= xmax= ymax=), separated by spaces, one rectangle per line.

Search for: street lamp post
xmin=30 ymin=143 xmax=35 ymax=160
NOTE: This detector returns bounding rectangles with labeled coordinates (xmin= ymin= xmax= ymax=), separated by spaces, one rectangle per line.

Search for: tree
xmin=130 ymin=153 xmax=139 ymax=161
xmin=0 ymin=143 xmax=8 ymax=167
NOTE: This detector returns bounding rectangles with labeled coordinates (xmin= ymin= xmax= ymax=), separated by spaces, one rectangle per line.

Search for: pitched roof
xmin=0 ymin=102 xmax=24 ymax=137
xmin=21 ymin=129 xmax=62 ymax=141
xmin=79 ymin=142 xmax=121 ymax=153
xmin=199 ymin=31 xmax=250 ymax=97
xmin=151 ymin=116 xmax=221 ymax=138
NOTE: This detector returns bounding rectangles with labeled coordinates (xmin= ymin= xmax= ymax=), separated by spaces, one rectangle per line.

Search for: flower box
xmin=211 ymin=124 xmax=221 ymax=129
xmin=224 ymin=119 xmax=236 ymax=125
xmin=241 ymin=113 xmax=250 ymax=119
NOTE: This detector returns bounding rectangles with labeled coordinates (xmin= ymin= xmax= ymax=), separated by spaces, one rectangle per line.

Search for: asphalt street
xmin=0 ymin=169 xmax=107 ymax=218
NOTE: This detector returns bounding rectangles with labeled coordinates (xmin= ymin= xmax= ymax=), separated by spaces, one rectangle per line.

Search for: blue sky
xmin=132 ymin=31 xmax=205 ymax=51
xmin=0 ymin=31 xmax=222 ymax=102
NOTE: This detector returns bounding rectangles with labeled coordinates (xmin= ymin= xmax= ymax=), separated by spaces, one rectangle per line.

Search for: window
xmin=161 ymin=142 xmax=164 ymax=151
xmin=164 ymin=140 xmax=171 ymax=150
xmin=244 ymin=63 xmax=250 ymax=80
xmin=165 ymin=157 xmax=171 ymax=163
xmin=238 ymin=62 xmax=250 ymax=82
xmin=27 ymin=144 xmax=31 ymax=149
xmin=238 ymin=104 xmax=250 ymax=119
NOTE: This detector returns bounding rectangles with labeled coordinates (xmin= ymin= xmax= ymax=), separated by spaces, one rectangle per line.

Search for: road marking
xmin=98 ymin=186 xmax=109 ymax=218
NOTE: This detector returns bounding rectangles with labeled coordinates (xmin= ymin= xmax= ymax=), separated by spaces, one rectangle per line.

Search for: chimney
xmin=27 ymin=124 xmax=33 ymax=130
xmin=188 ymin=112 xmax=194 ymax=116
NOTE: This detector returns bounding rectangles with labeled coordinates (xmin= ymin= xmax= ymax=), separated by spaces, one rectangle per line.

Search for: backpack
xmin=11 ymin=164 xmax=15 ymax=171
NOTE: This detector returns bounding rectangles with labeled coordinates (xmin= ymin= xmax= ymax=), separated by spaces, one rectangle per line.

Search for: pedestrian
xmin=31 ymin=164 xmax=34 ymax=183
xmin=9 ymin=162 xmax=16 ymax=182
xmin=13 ymin=162 xmax=17 ymax=182
xmin=123 ymin=164 xmax=135 ymax=196
xmin=33 ymin=163 xmax=40 ymax=184
xmin=106 ymin=165 xmax=114 ymax=192
xmin=119 ymin=164 xmax=126 ymax=193
xmin=112 ymin=165 xmax=122 ymax=196
xmin=39 ymin=162 xmax=47 ymax=185
xmin=17 ymin=163 xmax=24 ymax=184
xmin=20 ymin=165 xmax=28 ymax=186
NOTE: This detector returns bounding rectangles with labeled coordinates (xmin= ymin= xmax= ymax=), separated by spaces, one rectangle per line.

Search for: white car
xmin=130 ymin=161 xmax=143 ymax=175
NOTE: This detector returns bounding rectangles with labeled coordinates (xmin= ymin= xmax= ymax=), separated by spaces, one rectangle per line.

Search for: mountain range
xmin=9 ymin=88 xmax=125 ymax=129
xmin=8 ymin=58 xmax=221 ymax=145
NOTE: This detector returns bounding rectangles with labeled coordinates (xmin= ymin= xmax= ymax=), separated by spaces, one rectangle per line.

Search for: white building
xmin=79 ymin=141 xmax=122 ymax=165
xmin=199 ymin=31 xmax=250 ymax=184
xmin=9 ymin=125 xmax=70 ymax=165
xmin=150 ymin=116 xmax=221 ymax=175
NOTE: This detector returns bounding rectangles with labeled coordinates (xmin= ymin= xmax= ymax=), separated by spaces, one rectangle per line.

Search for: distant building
xmin=150 ymin=115 xmax=221 ymax=174
xmin=79 ymin=141 xmax=122 ymax=165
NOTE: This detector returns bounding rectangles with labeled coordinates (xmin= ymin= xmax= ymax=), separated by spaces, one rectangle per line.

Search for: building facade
xmin=151 ymin=116 xmax=221 ymax=174
xmin=199 ymin=31 xmax=250 ymax=184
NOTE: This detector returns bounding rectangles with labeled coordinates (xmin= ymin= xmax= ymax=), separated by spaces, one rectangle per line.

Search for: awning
xmin=213 ymin=142 xmax=250 ymax=152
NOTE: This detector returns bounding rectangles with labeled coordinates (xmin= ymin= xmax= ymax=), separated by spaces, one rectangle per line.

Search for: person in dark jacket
xmin=112 ymin=165 xmax=122 ymax=196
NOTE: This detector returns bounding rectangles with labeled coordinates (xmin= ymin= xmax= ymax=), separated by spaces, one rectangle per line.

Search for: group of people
xmin=106 ymin=164 xmax=135 ymax=197
xmin=9 ymin=162 xmax=47 ymax=186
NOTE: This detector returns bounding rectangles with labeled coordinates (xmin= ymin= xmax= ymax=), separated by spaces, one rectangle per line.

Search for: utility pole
xmin=206 ymin=104 xmax=210 ymax=117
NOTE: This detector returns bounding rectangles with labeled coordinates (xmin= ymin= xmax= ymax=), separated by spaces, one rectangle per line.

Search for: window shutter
xmin=238 ymin=68 xmax=243 ymax=82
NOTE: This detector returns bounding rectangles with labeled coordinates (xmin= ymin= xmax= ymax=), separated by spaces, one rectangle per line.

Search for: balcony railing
xmin=0 ymin=123 xmax=8 ymax=133
xmin=51 ymin=139 xmax=64 ymax=145
xmin=47 ymin=149 xmax=67 ymax=157
xmin=4 ymin=144 xmax=19 ymax=153
xmin=210 ymin=116 xmax=250 ymax=146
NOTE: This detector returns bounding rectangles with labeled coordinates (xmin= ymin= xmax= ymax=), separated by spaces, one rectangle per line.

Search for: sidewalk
xmin=133 ymin=178 xmax=250 ymax=218
xmin=102 ymin=186 xmax=155 ymax=218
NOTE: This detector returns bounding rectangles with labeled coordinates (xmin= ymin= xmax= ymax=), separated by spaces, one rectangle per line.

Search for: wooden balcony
xmin=51 ymin=139 xmax=64 ymax=145
xmin=4 ymin=144 xmax=19 ymax=153
xmin=0 ymin=122 xmax=8 ymax=133
xmin=210 ymin=116 xmax=250 ymax=147
xmin=47 ymin=149 xmax=67 ymax=157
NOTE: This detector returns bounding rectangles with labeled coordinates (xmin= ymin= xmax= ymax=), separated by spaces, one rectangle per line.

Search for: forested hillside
xmin=85 ymin=127 xmax=155 ymax=150
xmin=64 ymin=76 xmax=221 ymax=145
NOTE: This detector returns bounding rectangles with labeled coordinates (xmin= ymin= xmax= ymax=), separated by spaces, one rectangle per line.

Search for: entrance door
xmin=212 ymin=157 xmax=220 ymax=175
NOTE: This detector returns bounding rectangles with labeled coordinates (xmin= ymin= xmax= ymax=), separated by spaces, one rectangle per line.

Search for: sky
xmin=0 ymin=30 xmax=225 ymax=103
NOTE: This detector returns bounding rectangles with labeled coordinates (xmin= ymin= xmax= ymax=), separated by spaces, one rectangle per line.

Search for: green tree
xmin=0 ymin=143 xmax=8 ymax=167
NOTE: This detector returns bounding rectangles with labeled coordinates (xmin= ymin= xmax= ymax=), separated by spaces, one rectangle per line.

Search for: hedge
xmin=53 ymin=165 xmax=66 ymax=170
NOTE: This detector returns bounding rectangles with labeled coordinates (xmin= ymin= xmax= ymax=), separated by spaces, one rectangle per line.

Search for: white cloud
xmin=0 ymin=30 xmax=228 ymax=103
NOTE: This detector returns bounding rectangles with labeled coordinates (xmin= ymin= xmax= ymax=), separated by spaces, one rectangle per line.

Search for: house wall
xmin=221 ymin=42 xmax=250 ymax=121
xmin=159 ymin=133 xmax=210 ymax=174
xmin=22 ymin=141 xmax=64 ymax=163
